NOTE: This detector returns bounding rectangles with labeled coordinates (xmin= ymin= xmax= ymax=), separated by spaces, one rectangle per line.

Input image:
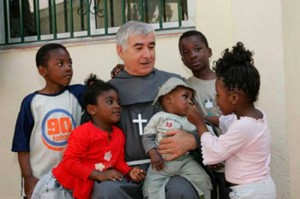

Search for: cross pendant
xmin=133 ymin=113 xmax=148 ymax=135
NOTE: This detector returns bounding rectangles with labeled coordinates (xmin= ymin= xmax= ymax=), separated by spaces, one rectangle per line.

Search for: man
xmin=91 ymin=21 xmax=200 ymax=199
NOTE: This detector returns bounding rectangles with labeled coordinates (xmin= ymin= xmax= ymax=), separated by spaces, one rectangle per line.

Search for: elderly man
xmin=91 ymin=21 xmax=201 ymax=199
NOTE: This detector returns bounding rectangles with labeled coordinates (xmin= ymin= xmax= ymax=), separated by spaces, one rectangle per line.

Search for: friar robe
xmin=109 ymin=68 xmax=180 ymax=164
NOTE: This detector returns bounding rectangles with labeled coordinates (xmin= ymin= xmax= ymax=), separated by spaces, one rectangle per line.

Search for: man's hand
xmin=157 ymin=129 xmax=197 ymax=161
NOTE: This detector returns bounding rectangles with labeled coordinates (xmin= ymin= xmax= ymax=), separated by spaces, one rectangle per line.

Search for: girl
xmin=32 ymin=75 xmax=146 ymax=199
xmin=187 ymin=42 xmax=277 ymax=199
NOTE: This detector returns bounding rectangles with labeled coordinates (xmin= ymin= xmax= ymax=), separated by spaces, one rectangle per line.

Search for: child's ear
xmin=38 ymin=65 xmax=47 ymax=77
xmin=160 ymin=95 xmax=172 ymax=107
xmin=230 ymin=93 xmax=239 ymax=105
xmin=208 ymin=47 xmax=213 ymax=58
xmin=166 ymin=94 xmax=173 ymax=104
xmin=87 ymin=104 xmax=97 ymax=115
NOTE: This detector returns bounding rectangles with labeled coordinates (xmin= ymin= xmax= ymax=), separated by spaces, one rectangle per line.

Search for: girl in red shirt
xmin=32 ymin=75 xmax=146 ymax=199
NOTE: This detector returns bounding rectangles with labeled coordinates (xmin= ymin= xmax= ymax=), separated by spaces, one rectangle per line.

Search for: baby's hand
xmin=129 ymin=167 xmax=146 ymax=183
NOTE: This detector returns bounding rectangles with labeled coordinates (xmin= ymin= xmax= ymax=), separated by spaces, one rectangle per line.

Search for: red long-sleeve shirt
xmin=52 ymin=121 xmax=131 ymax=199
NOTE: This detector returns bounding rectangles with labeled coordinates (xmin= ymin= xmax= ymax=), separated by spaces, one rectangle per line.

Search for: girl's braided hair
xmin=213 ymin=42 xmax=260 ymax=103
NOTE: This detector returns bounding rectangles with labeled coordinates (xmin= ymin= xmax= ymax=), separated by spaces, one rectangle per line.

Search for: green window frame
xmin=0 ymin=0 xmax=195 ymax=46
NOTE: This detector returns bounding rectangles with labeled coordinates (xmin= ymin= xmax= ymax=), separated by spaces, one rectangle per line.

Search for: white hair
xmin=116 ymin=21 xmax=155 ymax=49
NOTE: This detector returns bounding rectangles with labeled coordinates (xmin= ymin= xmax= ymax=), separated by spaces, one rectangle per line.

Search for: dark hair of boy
xmin=179 ymin=30 xmax=209 ymax=49
xmin=213 ymin=42 xmax=260 ymax=103
xmin=36 ymin=43 xmax=67 ymax=67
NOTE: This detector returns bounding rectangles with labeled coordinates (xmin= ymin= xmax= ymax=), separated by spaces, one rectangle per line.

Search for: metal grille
xmin=0 ymin=0 xmax=192 ymax=46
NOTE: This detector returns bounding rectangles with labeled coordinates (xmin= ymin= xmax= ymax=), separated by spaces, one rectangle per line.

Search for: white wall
xmin=0 ymin=0 xmax=295 ymax=198
xmin=282 ymin=0 xmax=300 ymax=198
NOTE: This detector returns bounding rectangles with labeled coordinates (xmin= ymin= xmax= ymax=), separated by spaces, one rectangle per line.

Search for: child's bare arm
xmin=18 ymin=152 xmax=38 ymax=199
xmin=205 ymin=116 xmax=220 ymax=127
xmin=187 ymin=106 xmax=209 ymax=137
xmin=148 ymin=148 xmax=164 ymax=170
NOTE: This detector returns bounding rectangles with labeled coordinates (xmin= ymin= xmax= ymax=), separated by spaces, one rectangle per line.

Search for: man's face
xmin=117 ymin=32 xmax=156 ymax=76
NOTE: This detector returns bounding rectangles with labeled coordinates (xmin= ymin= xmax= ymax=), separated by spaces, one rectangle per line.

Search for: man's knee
xmin=165 ymin=176 xmax=199 ymax=199
xmin=91 ymin=181 xmax=117 ymax=199
xmin=91 ymin=180 xmax=143 ymax=199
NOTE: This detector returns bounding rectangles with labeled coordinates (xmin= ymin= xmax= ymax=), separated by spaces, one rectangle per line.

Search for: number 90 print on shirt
xmin=41 ymin=109 xmax=76 ymax=151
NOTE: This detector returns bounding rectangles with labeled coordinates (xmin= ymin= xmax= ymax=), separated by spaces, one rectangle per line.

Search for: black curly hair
xmin=178 ymin=30 xmax=209 ymax=52
xmin=83 ymin=74 xmax=119 ymax=110
xmin=35 ymin=43 xmax=67 ymax=67
xmin=213 ymin=42 xmax=260 ymax=103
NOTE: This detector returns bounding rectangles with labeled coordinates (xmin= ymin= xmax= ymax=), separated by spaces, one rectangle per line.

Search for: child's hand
xmin=187 ymin=105 xmax=208 ymax=136
xmin=186 ymin=105 xmax=205 ymax=126
xmin=148 ymin=149 xmax=164 ymax=171
xmin=128 ymin=167 xmax=146 ymax=183
xmin=111 ymin=64 xmax=124 ymax=78
xmin=24 ymin=176 xmax=38 ymax=199
xmin=97 ymin=169 xmax=123 ymax=181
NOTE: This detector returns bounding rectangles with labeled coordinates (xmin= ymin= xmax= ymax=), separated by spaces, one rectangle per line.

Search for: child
xmin=142 ymin=77 xmax=212 ymax=199
xmin=11 ymin=43 xmax=85 ymax=199
xmin=31 ymin=75 xmax=146 ymax=199
xmin=187 ymin=42 xmax=277 ymax=199
xmin=179 ymin=30 xmax=230 ymax=199
xmin=179 ymin=30 xmax=220 ymax=128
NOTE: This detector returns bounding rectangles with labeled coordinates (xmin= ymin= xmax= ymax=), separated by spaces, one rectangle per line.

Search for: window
xmin=0 ymin=0 xmax=195 ymax=46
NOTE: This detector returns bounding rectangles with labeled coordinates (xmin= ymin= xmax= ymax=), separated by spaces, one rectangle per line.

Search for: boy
xmin=179 ymin=30 xmax=220 ymax=123
xmin=179 ymin=30 xmax=230 ymax=199
xmin=11 ymin=43 xmax=85 ymax=199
